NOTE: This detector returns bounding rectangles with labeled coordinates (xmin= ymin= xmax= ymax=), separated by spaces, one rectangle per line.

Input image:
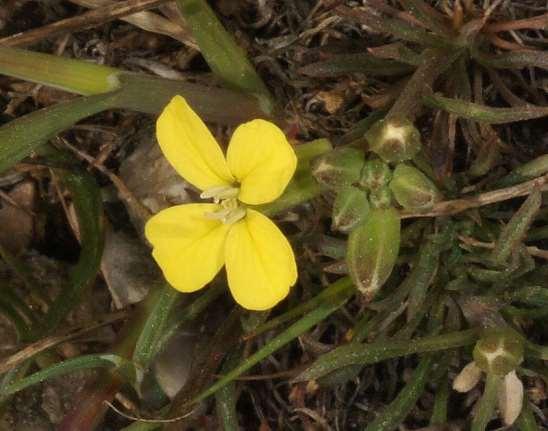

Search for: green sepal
xmin=332 ymin=187 xmax=370 ymax=233
xmin=311 ymin=147 xmax=366 ymax=190
xmin=390 ymin=164 xmax=441 ymax=210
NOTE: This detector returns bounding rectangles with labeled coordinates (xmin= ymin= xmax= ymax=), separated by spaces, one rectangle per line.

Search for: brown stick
xmin=401 ymin=172 xmax=548 ymax=219
xmin=0 ymin=0 xmax=171 ymax=47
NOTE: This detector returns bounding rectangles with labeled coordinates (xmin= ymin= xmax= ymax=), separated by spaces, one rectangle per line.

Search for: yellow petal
xmin=156 ymin=95 xmax=234 ymax=191
xmin=225 ymin=209 xmax=297 ymax=310
xmin=226 ymin=119 xmax=297 ymax=205
xmin=145 ymin=204 xmax=230 ymax=292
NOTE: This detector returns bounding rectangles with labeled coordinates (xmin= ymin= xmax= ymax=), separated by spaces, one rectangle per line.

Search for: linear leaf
xmin=424 ymin=93 xmax=548 ymax=123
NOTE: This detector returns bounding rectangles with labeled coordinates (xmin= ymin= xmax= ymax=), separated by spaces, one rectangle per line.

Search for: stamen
xmin=200 ymin=185 xmax=239 ymax=203
xmin=204 ymin=198 xmax=246 ymax=224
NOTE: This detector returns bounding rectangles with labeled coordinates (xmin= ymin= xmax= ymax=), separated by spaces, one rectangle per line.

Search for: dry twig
xmin=0 ymin=0 xmax=172 ymax=47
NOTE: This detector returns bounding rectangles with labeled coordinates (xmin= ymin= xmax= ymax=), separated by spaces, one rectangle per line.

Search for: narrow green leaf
xmin=41 ymin=155 xmax=105 ymax=334
xmin=0 ymin=46 xmax=121 ymax=95
xmin=472 ymin=47 xmax=548 ymax=71
xmin=176 ymin=0 xmax=275 ymax=114
xmin=336 ymin=6 xmax=451 ymax=48
xmin=406 ymin=229 xmax=446 ymax=320
xmin=0 ymin=354 xmax=133 ymax=398
xmin=423 ymin=93 xmax=548 ymax=123
xmin=492 ymin=191 xmax=541 ymax=265
xmin=244 ymin=277 xmax=354 ymax=339
xmin=386 ymin=48 xmax=461 ymax=121
xmin=294 ymin=329 xmax=479 ymax=382
xmin=215 ymin=350 xmax=242 ymax=431
xmin=0 ymin=298 xmax=32 ymax=342
xmin=400 ymin=0 xmax=451 ymax=36
xmin=0 ymin=93 xmax=116 ymax=174
xmin=299 ymin=53 xmax=413 ymax=77
xmin=430 ymin=377 xmax=449 ymax=425
xmin=133 ymin=285 xmax=181 ymax=368
xmin=365 ymin=355 xmax=434 ymax=431
xmin=191 ymin=277 xmax=353 ymax=403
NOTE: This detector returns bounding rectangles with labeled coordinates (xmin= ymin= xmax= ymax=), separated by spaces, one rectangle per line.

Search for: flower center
xmin=201 ymin=185 xmax=246 ymax=224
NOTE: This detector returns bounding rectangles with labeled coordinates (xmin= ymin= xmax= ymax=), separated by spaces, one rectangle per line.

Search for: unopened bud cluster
xmin=309 ymin=117 xmax=442 ymax=302
xmin=310 ymin=117 xmax=441 ymax=232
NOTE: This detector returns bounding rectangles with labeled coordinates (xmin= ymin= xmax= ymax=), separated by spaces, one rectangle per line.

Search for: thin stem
xmin=471 ymin=373 xmax=501 ymax=431
xmin=402 ymin=172 xmax=548 ymax=219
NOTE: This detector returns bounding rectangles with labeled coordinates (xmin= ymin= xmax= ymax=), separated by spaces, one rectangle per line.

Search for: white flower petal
xmin=497 ymin=370 xmax=523 ymax=426
xmin=453 ymin=362 xmax=483 ymax=393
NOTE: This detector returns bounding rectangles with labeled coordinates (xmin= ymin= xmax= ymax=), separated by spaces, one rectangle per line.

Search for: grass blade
xmin=40 ymin=154 xmax=105 ymax=334
xmin=0 ymin=354 xmax=135 ymax=398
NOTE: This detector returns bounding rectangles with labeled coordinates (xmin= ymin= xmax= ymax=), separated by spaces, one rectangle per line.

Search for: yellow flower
xmin=145 ymin=96 xmax=298 ymax=310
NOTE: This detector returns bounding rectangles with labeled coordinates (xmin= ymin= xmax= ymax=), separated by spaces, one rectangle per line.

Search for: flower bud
xmin=369 ymin=185 xmax=393 ymax=209
xmin=311 ymin=147 xmax=365 ymax=190
xmin=346 ymin=207 xmax=400 ymax=301
xmin=359 ymin=158 xmax=392 ymax=190
xmin=332 ymin=186 xmax=370 ymax=233
xmin=389 ymin=164 xmax=441 ymax=210
xmin=365 ymin=118 xmax=421 ymax=163
xmin=473 ymin=330 xmax=524 ymax=376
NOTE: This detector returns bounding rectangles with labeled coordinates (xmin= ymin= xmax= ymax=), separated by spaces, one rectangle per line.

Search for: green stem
xmin=471 ymin=373 xmax=501 ymax=431
xmin=215 ymin=350 xmax=242 ymax=431
xmin=430 ymin=375 xmax=449 ymax=424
